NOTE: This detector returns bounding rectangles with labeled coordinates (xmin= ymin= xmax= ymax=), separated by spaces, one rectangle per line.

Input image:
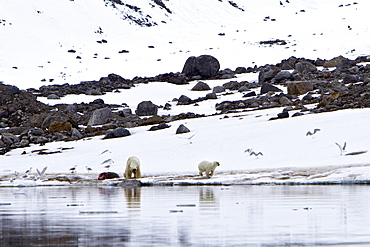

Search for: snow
xmin=1 ymin=0 xmax=370 ymax=186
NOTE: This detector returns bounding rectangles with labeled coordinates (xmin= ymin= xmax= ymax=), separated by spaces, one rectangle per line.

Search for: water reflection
xmin=0 ymin=185 xmax=370 ymax=246
xmin=124 ymin=188 xmax=141 ymax=209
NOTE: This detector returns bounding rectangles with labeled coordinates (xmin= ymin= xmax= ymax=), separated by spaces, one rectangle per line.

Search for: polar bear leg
xmin=205 ymin=168 xmax=211 ymax=178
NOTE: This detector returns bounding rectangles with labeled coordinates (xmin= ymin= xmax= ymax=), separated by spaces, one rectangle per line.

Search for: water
xmin=1 ymin=185 xmax=370 ymax=246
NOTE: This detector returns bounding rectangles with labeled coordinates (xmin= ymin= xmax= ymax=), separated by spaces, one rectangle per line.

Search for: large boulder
xmin=49 ymin=121 xmax=72 ymax=133
xmin=88 ymin=107 xmax=113 ymax=126
xmin=324 ymin=55 xmax=355 ymax=69
xmin=182 ymin=55 xmax=220 ymax=78
xmin=258 ymin=65 xmax=280 ymax=83
xmin=295 ymin=61 xmax=317 ymax=74
xmin=136 ymin=101 xmax=158 ymax=116
xmin=287 ymin=81 xmax=314 ymax=95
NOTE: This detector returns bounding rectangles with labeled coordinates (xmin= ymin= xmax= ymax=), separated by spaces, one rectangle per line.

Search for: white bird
xmin=99 ymin=150 xmax=111 ymax=155
xmin=245 ymin=148 xmax=263 ymax=158
xmin=101 ymin=158 xmax=114 ymax=166
xmin=36 ymin=166 xmax=48 ymax=179
xmin=85 ymin=166 xmax=92 ymax=173
xmin=250 ymin=151 xmax=263 ymax=157
xmin=69 ymin=165 xmax=78 ymax=173
xmin=178 ymin=132 xmax=197 ymax=144
xmin=25 ymin=167 xmax=32 ymax=174
xmin=335 ymin=142 xmax=347 ymax=155
xmin=306 ymin=129 xmax=321 ymax=137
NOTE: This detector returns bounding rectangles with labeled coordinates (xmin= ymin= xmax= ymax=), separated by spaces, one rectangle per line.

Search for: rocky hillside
xmin=1 ymin=54 xmax=370 ymax=155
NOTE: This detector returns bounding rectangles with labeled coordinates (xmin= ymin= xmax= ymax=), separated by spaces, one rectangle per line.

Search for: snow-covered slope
xmin=1 ymin=0 xmax=369 ymax=89
xmin=1 ymin=0 xmax=370 ymax=186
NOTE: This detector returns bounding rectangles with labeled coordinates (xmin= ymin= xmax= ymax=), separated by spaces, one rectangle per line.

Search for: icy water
xmin=1 ymin=185 xmax=370 ymax=247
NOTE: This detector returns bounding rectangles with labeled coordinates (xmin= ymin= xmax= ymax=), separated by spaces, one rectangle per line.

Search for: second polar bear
xmin=124 ymin=156 xmax=141 ymax=179
xmin=198 ymin=160 xmax=220 ymax=178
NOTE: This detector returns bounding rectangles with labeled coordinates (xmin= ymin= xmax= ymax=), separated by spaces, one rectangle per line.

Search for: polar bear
xmin=124 ymin=156 xmax=141 ymax=179
xmin=198 ymin=160 xmax=220 ymax=178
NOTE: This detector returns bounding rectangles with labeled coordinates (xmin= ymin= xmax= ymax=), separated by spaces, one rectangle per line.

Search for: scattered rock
xmin=260 ymin=83 xmax=283 ymax=94
xmin=191 ymin=81 xmax=211 ymax=91
xmin=258 ymin=65 xmax=280 ymax=83
xmin=149 ymin=123 xmax=170 ymax=131
xmin=103 ymin=127 xmax=131 ymax=139
xmin=88 ymin=107 xmax=113 ymax=126
xmin=177 ymin=95 xmax=192 ymax=105
xmin=213 ymin=86 xmax=225 ymax=93
xmin=142 ymin=115 xmax=164 ymax=125
xmin=136 ymin=101 xmax=158 ymax=116
xmin=47 ymin=94 xmax=60 ymax=100
xmin=49 ymin=121 xmax=72 ymax=133
xmin=287 ymin=81 xmax=314 ymax=95
xmin=295 ymin=61 xmax=317 ymax=74
xmin=176 ymin=124 xmax=190 ymax=134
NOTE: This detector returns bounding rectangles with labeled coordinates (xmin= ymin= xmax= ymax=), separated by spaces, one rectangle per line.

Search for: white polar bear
xmin=198 ymin=160 xmax=220 ymax=178
xmin=124 ymin=156 xmax=141 ymax=179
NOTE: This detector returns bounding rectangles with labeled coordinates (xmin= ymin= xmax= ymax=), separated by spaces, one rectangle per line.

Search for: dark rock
xmin=47 ymin=94 xmax=60 ymax=100
xmin=49 ymin=121 xmax=72 ymax=133
xmin=85 ymin=89 xmax=102 ymax=95
xmin=238 ymin=86 xmax=249 ymax=92
xmin=274 ymin=71 xmax=292 ymax=82
xmin=176 ymin=124 xmax=190 ymax=134
xmin=287 ymin=81 xmax=314 ymax=95
xmin=88 ymin=107 xmax=112 ymax=126
xmin=1 ymin=133 xmax=19 ymax=146
xmin=206 ymin=93 xmax=217 ymax=99
xmin=136 ymin=101 xmax=158 ymax=116
xmin=213 ymin=86 xmax=225 ymax=93
xmin=142 ymin=115 xmax=164 ymax=125
xmin=92 ymin=98 xmax=105 ymax=104
xmin=71 ymin=128 xmax=82 ymax=139
xmin=191 ymin=81 xmax=211 ymax=91
xmin=235 ymin=67 xmax=248 ymax=74
xmin=258 ymin=65 xmax=280 ymax=83
xmin=278 ymin=111 xmax=289 ymax=118
xmin=243 ymin=91 xmax=257 ymax=98
xmin=118 ymin=108 xmax=132 ymax=117
xmin=163 ymin=103 xmax=171 ymax=110
xmin=280 ymin=56 xmax=297 ymax=70
xmin=223 ymin=81 xmax=241 ymax=90
xmin=260 ymin=83 xmax=283 ymax=94
xmin=342 ymin=74 xmax=359 ymax=84
xmin=177 ymin=95 xmax=192 ymax=105
xmin=103 ymin=127 xmax=131 ymax=139
xmin=295 ymin=61 xmax=317 ymax=74
xmin=28 ymin=128 xmax=44 ymax=136
xmin=218 ymin=69 xmax=235 ymax=79
xmin=292 ymin=112 xmax=304 ymax=117
xmin=182 ymin=55 xmax=220 ymax=78
xmin=148 ymin=123 xmax=170 ymax=131
xmin=324 ymin=55 xmax=355 ymax=69
xmin=168 ymin=74 xmax=188 ymax=85
xmin=279 ymin=95 xmax=292 ymax=105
